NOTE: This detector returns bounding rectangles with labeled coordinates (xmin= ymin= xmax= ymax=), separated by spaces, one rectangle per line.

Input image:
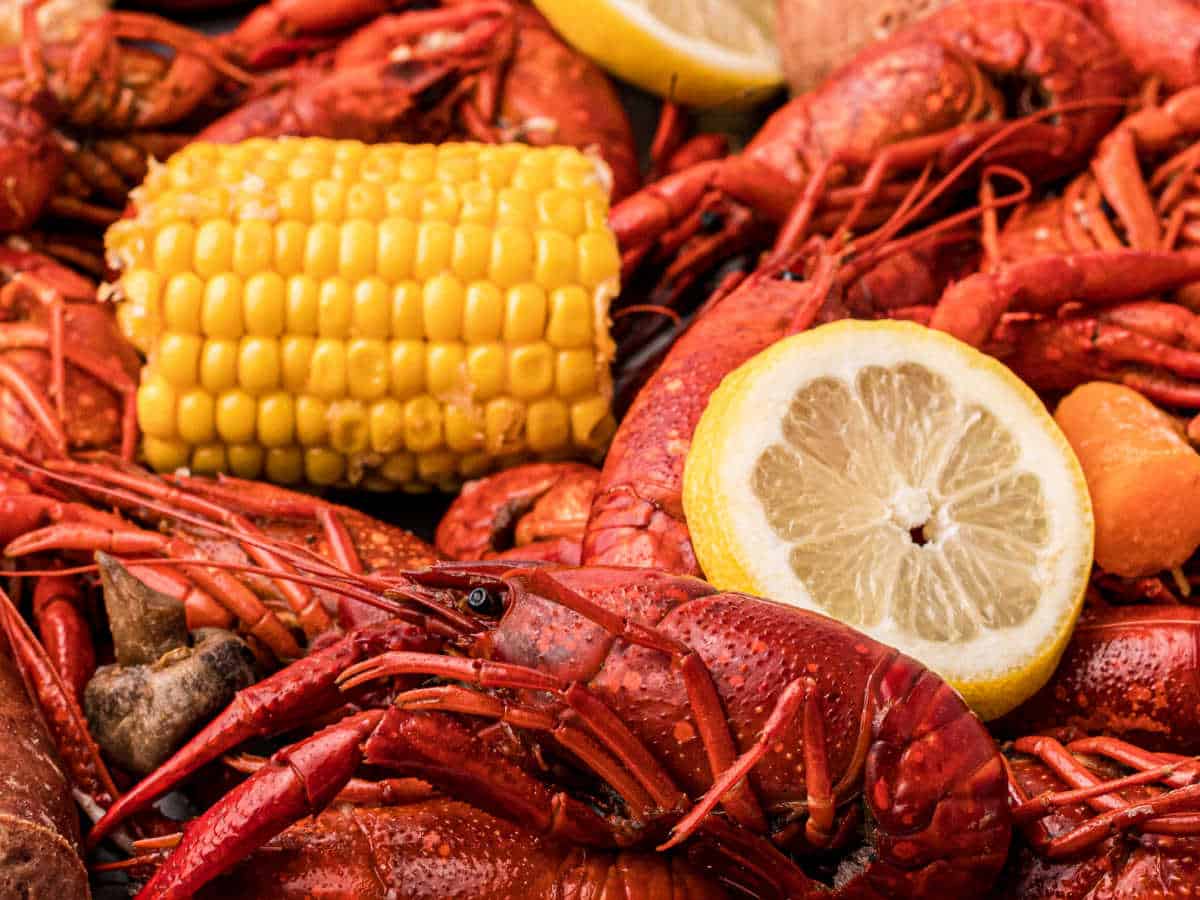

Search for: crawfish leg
xmin=31 ymin=574 xmax=94 ymax=705
xmin=135 ymin=710 xmax=384 ymax=900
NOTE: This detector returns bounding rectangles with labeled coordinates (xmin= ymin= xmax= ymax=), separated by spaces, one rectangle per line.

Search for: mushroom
xmin=84 ymin=554 xmax=257 ymax=774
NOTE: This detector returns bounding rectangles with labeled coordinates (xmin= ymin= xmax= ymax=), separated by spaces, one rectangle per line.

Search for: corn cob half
xmin=106 ymin=139 xmax=620 ymax=491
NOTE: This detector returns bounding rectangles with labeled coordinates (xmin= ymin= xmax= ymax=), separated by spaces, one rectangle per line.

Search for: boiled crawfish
xmin=611 ymin=0 xmax=1132 ymax=325
xmin=75 ymin=558 xmax=1009 ymax=899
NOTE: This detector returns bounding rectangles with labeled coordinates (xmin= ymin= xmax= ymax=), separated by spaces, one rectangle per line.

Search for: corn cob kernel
xmin=110 ymin=139 xmax=618 ymax=489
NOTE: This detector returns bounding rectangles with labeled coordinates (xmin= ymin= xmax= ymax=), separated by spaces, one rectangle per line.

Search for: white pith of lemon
xmin=683 ymin=320 xmax=1094 ymax=720
xmin=531 ymin=0 xmax=783 ymax=109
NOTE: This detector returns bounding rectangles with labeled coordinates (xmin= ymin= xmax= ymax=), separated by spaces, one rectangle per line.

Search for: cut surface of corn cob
xmin=106 ymin=139 xmax=620 ymax=491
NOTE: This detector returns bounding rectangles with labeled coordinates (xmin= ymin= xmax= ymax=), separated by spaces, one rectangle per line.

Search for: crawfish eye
xmin=466 ymin=587 xmax=503 ymax=616
xmin=777 ymin=269 xmax=803 ymax=282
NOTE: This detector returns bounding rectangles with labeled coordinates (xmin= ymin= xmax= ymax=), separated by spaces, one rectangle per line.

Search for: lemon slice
xmin=531 ymin=0 xmax=783 ymax=109
xmin=683 ymin=320 xmax=1093 ymax=719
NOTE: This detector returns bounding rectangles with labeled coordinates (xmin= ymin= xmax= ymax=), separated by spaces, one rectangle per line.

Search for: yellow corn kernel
xmin=436 ymin=146 xmax=476 ymax=182
xmin=155 ymin=222 xmax=196 ymax=276
xmin=556 ymin=349 xmax=596 ymax=398
xmin=514 ymin=162 xmax=553 ymax=194
xmin=463 ymin=283 xmax=503 ymax=343
xmin=305 ymin=448 xmax=345 ymax=486
xmin=190 ymin=444 xmax=227 ymax=475
xmin=346 ymin=182 xmax=385 ymax=220
xmin=401 ymin=146 xmax=436 ymax=182
xmin=484 ymin=398 xmax=524 ymax=454
xmin=304 ymin=222 xmax=339 ymax=277
xmin=309 ymin=339 xmax=347 ymax=399
xmin=547 ymin=286 xmax=593 ymax=349
xmin=257 ymin=392 xmax=295 ymax=447
xmin=216 ymin=389 xmax=256 ymax=443
xmin=274 ymin=221 xmax=307 ymax=275
xmin=385 ymin=182 xmax=422 ymax=219
xmin=243 ymin=272 xmax=286 ymax=336
xmin=290 ymin=154 xmax=329 ymax=182
xmin=444 ymin=404 xmax=481 ymax=452
xmin=280 ymin=336 xmax=314 ymax=392
xmin=503 ymin=284 xmax=547 ymax=344
xmin=200 ymin=339 xmax=238 ymax=392
xmin=296 ymin=395 xmax=329 ymax=445
xmin=426 ymin=342 xmax=465 ymax=399
xmin=572 ymin=396 xmax=615 ymax=448
xmin=202 ymin=273 xmax=244 ymax=338
xmin=340 ymin=219 xmax=376 ymax=279
xmin=381 ymin=452 xmax=415 ymax=484
xmin=352 ymin=278 xmax=390 ymax=338
xmin=391 ymin=282 xmax=422 ymax=338
xmin=404 ymin=395 xmax=442 ymax=452
xmin=238 ymin=336 xmax=281 ymax=393
xmin=537 ymin=189 xmax=585 ymax=235
xmin=414 ymin=221 xmax=454 ymax=280
xmin=276 ymin=180 xmax=313 ymax=222
xmin=496 ymin=188 xmax=535 ymax=226
xmin=144 ymin=436 xmax=189 ymax=472
xmin=423 ymin=274 xmax=463 ymax=341
xmin=527 ymin=399 xmax=569 ymax=453
xmin=452 ymin=224 xmax=490 ymax=281
xmin=534 ymin=230 xmax=576 ymax=290
xmin=369 ymin=399 xmax=405 ymax=454
xmin=508 ymin=342 xmax=554 ymax=399
xmin=478 ymin=144 xmax=523 ymax=185
xmin=193 ymin=220 xmax=233 ymax=279
xmin=379 ymin=218 xmax=416 ymax=281
xmin=312 ymin=180 xmax=346 ymax=221
xmin=466 ymin=343 xmax=505 ymax=401
xmin=329 ymin=400 xmax=369 ymax=454
xmin=490 ymin=227 xmax=534 ymax=288
xmin=389 ymin=340 xmax=424 ymax=399
xmin=234 ymin=220 xmax=273 ymax=276
xmin=422 ymin=181 xmax=460 ymax=222
xmin=177 ymin=389 xmax=216 ymax=444
xmin=459 ymin=183 xmax=495 ymax=225
xmin=578 ymin=231 xmax=620 ymax=288
xmin=417 ymin=451 xmax=457 ymax=487
xmin=121 ymin=269 xmax=162 ymax=337
xmin=137 ymin=375 xmax=177 ymax=439
xmin=265 ymin=447 xmax=303 ymax=484
xmin=332 ymin=141 xmax=365 ymax=178
xmin=155 ymin=333 xmax=201 ymax=388
xmin=361 ymin=149 xmax=400 ymax=184
xmin=555 ymin=156 xmax=601 ymax=193
xmin=347 ymin=339 xmax=388 ymax=400
xmin=318 ymin=278 xmax=352 ymax=338
xmin=163 ymin=273 xmax=203 ymax=333
xmin=228 ymin=444 xmax=264 ymax=479
xmin=584 ymin=196 xmax=609 ymax=232
xmin=286 ymin=275 xmax=319 ymax=335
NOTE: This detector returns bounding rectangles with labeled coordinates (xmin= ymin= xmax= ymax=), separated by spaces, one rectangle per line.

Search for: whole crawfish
xmin=75 ymin=558 xmax=1009 ymax=899
xmin=200 ymin=0 xmax=640 ymax=200
xmin=0 ymin=3 xmax=253 ymax=232
xmin=611 ymin=0 xmax=1131 ymax=321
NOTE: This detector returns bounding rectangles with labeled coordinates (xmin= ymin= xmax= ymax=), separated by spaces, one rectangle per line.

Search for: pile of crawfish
xmin=8 ymin=0 xmax=1200 ymax=897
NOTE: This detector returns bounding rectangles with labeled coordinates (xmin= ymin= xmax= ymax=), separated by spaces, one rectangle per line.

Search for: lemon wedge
xmin=531 ymin=0 xmax=783 ymax=109
xmin=683 ymin=320 xmax=1093 ymax=719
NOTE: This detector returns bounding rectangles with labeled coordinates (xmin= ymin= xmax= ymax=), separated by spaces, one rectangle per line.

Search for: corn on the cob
xmin=106 ymin=139 xmax=620 ymax=491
